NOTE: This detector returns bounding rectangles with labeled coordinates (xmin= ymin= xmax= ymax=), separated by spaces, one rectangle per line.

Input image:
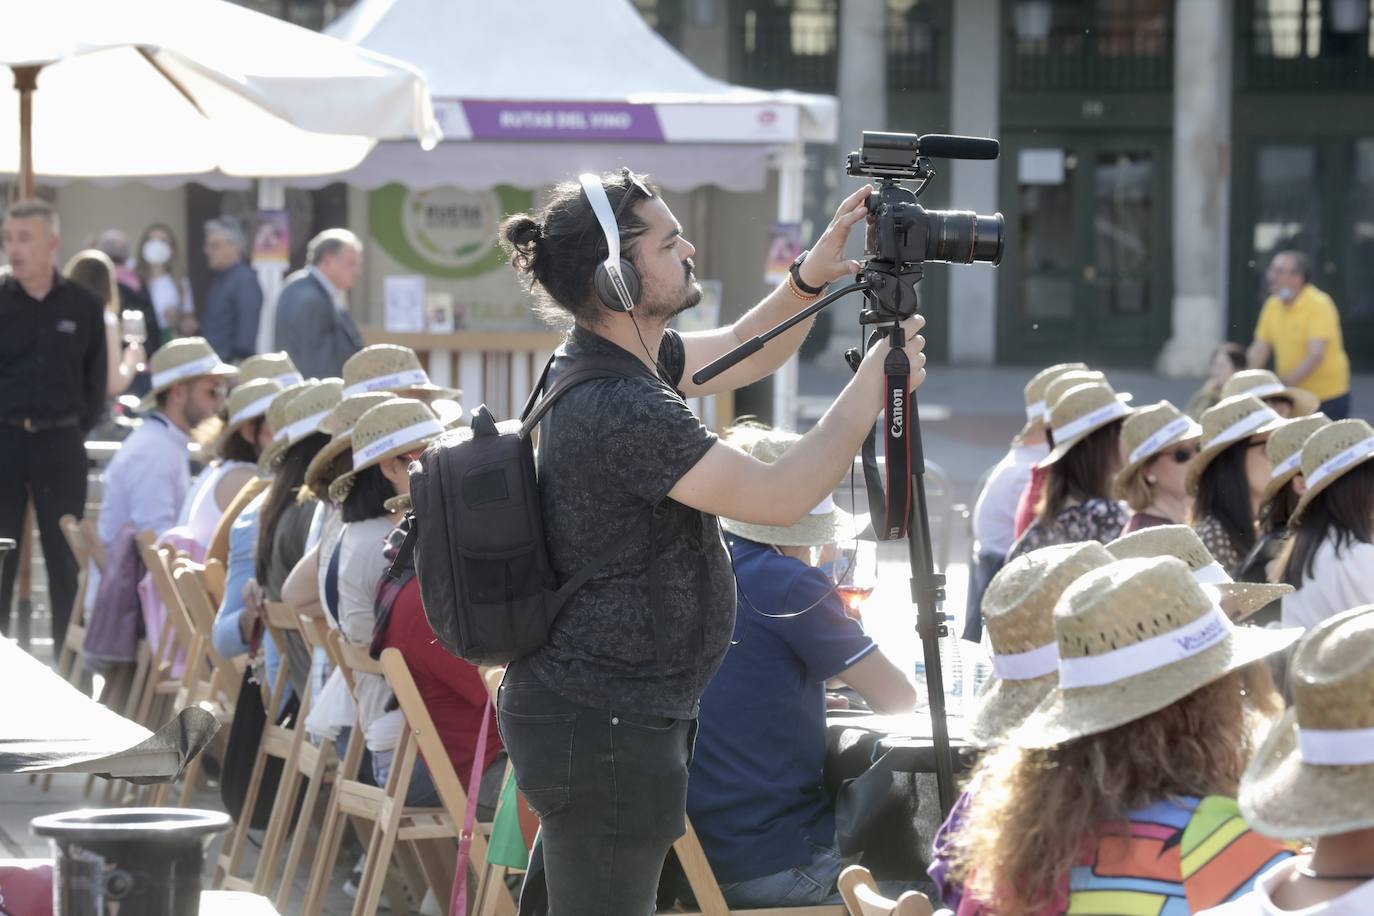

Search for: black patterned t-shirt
xmin=525 ymin=325 xmax=735 ymax=719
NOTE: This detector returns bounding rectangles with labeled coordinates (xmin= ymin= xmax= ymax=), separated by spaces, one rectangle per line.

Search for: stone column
xmin=1158 ymin=0 xmax=1233 ymax=377
xmin=946 ymin=0 xmax=1001 ymax=365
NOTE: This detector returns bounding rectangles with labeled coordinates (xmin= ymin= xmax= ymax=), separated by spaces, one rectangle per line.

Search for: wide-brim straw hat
xmin=967 ymin=541 xmax=1115 ymax=748
xmin=1185 ymin=394 xmax=1286 ymax=495
xmin=1240 ymin=604 xmax=1374 ymax=838
xmin=328 ymin=398 xmax=451 ymax=503
xmin=1222 ymin=369 xmax=1321 ymax=418
xmin=719 ymin=427 xmax=870 ymax=547
xmin=1258 ymin=413 xmax=1331 ymax=510
xmin=1112 ymin=401 xmax=1202 ymax=499
xmin=236 ymin=352 xmax=304 ymax=388
xmin=1107 ymin=524 xmax=1292 ymax=622
xmin=1015 ymin=362 xmax=1088 ymax=443
xmin=211 ymin=378 xmax=283 ymax=458
xmin=257 ymin=379 xmax=342 ymax=473
xmin=137 ymin=336 xmax=238 ymax=411
xmin=1291 ymin=418 xmax=1374 ymax=524
xmin=1037 ymin=380 xmax=1134 ymax=468
xmin=341 ymin=344 xmax=461 ymax=404
xmin=1010 ymin=556 xmax=1301 ymax=749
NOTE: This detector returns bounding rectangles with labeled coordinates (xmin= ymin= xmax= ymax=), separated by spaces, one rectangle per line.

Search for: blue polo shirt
xmin=687 ymin=537 xmax=878 ymax=884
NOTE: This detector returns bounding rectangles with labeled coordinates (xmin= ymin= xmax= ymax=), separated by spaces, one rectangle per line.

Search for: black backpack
xmin=398 ymin=354 xmax=651 ymax=666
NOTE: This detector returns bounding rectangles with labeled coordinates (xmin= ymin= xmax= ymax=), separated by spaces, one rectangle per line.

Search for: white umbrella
xmin=0 ymin=0 xmax=442 ymax=194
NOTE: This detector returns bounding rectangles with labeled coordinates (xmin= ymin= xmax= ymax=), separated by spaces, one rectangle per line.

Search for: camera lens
xmin=923 ymin=209 xmax=1005 ymax=266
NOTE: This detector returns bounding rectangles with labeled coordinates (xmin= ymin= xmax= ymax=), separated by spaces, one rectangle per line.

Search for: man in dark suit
xmin=274 ymin=229 xmax=365 ymax=379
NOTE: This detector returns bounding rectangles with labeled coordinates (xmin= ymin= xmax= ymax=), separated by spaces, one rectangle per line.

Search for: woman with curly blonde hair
xmin=947 ymin=556 xmax=1298 ymax=914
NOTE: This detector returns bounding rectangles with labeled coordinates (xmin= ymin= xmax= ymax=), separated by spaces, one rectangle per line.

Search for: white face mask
xmin=1277 ymin=286 xmax=1296 ymax=303
xmin=142 ymin=238 xmax=172 ymax=266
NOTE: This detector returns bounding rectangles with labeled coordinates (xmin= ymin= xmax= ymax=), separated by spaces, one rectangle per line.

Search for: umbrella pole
xmin=12 ymin=65 xmax=40 ymax=199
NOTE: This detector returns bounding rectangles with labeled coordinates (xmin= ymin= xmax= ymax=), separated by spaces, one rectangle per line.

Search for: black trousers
xmin=0 ymin=426 xmax=88 ymax=653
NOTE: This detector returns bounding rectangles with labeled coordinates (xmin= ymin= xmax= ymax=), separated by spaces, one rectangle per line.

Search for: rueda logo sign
xmin=369 ymin=185 xmax=532 ymax=280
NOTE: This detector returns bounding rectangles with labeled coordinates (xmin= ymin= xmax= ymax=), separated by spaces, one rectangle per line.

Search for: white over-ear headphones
xmin=579 ymin=172 xmax=642 ymax=313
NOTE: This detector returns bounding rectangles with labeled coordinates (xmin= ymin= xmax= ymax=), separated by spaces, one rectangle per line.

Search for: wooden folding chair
xmin=268 ymin=612 xmax=343 ymax=912
xmin=473 ymin=666 xmax=524 ymax=916
xmin=214 ymin=601 xmax=303 ymax=893
xmin=836 ymin=866 xmax=934 ymax=916
xmin=202 ymin=556 xmax=227 ymax=607
xmin=36 ymin=515 xmax=91 ymax=792
xmin=671 ymin=819 xmax=844 ymax=916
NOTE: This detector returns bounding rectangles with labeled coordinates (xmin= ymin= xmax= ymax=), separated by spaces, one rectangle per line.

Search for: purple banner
xmin=462 ymin=101 xmax=665 ymax=142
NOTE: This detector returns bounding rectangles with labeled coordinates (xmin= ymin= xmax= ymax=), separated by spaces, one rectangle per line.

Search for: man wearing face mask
xmin=1247 ymin=250 xmax=1351 ymax=420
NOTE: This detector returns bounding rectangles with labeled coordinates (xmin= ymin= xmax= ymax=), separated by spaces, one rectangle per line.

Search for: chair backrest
xmin=79 ymin=518 xmax=106 ymax=572
xmin=202 ymin=557 xmax=227 ymax=607
xmin=60 ymin=515 xmax=87 ymax=567
xmin=378 ymin=646 xmax=478 ymax=818
xmin=171 ymin=564 xmax=238 ymax=674
xmin=837 ymin=865 xmax=934 ymax=916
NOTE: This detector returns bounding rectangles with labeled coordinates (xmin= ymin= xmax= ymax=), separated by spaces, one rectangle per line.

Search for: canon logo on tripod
xmin=890 ymin=389 xmax=905 ymax=438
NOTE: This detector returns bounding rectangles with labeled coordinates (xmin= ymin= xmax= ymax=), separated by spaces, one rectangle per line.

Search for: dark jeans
xmin=0 ymin=425 xmax=86 ymax=652
xmin=497 ymin=659 xmax=695 ymax=916
xmin=961 ymin=550 xmax=1005 ymax=643
xmin=1320 ymin=392 xmax=1351 ymax=421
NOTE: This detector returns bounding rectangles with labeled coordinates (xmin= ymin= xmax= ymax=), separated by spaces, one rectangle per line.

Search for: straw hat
xmin=1240 ymin=605 xmax=1374 ymax=838
xmin=1011 ymin=556 xmax=1300 ymax=749
xmin=1291 ymin=419 xmax=1374 ymax=524
xmin=236 ymin=352 xmax=304 ymax=388
xmin=1112 ymin=401 xmax=1202 ymax=499
xmin=328 ymin=398 xmax=450 ymax=503
xmin=137 ymin=337 xmax=237 ymax=410
xmin=257 ymin=380 xmax=342 ymax=473
xmin=1037 ymin=380 xmax=1133 ymax=468
xmin=1185 ymin=394 xmax=1286 ymax=495
xmin=719 ymin=427 xmax=869 ymax=547
xmin=211 ymin=378 xmax=282 ymax=457
xmin=341 ymin=344 xmax=461 ymax=406
xmin=967 ymin=542 xmax=1115 ymax=748
xmin=1015 ymin=362 xmax=1088 ymax=442
xmin=1222 ymin=369 xmax=1320 ymax=417
xmin=1107 ymin=524 xmax=1292 ymax=622
xmin=302 ymin=393 xmax=396 ymax=501
xmin=1258 ymin=413 xmax=1331 ymax=510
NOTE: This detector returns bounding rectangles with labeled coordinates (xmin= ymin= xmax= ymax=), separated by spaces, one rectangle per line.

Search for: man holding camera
xmin=496 ymin=171 xmax=926 ymax=913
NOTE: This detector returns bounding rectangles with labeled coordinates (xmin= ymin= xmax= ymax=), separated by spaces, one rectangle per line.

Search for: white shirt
xmin=178 ymin=460 xmax=252 ymax=549
xmin=98 ymin=413 xmax=192 ymax=545
xmin=337 ymin=515 xmax=400 ymax=752
xmin=1281 ymin=537 xmax=1374 ymax=631
xmin=1200 ymin=856 xmax=1374 ymax=915
xmin=971 ymin=442 xmax=1048 ymax=557
xmin=148 ymin=272 xmax=192 ymax=317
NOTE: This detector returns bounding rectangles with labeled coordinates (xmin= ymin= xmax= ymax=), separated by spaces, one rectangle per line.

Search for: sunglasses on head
xmin=611 ymin=168 xmax=653 ymax=222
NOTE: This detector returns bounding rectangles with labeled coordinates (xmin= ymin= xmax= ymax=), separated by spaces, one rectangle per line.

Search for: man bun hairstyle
xmin=500 ymin=170 xmax=658 ymax=327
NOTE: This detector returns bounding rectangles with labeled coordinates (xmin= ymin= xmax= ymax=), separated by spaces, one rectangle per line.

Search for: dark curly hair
xmin=500 ymin=169 xmax=658 ymax=327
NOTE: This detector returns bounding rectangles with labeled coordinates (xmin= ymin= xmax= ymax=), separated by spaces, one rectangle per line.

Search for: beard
xmin=643 ymin=260 xmax=702 ymax=322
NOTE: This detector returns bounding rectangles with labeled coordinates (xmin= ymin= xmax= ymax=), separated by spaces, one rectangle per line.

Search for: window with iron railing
xmin=1240 ymin=0 xmax=1374 ymax=89
xmin=728 ymin=0 xmax=946 ymax=93
xmin=1006 ymin=0 xmax=1173 ymax=91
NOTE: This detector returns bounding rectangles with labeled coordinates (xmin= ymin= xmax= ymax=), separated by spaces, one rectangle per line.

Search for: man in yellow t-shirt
xmin=1247 ymin=250 xmax=1352 ymax=420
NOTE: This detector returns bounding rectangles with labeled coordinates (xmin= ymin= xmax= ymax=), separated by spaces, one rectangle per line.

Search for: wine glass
xmin=834 ymin=540 xmax=878 ymax=623
xmin=120 ymin=310 xmax=147 ymax=372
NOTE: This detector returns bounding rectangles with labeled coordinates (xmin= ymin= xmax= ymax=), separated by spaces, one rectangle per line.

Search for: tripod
xmin=692 ymin=279 xmax=959 ymax=816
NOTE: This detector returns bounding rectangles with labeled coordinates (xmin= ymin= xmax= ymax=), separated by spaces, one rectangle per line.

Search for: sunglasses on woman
xmin=1164 ymin=445 xmax=1198 ymax=464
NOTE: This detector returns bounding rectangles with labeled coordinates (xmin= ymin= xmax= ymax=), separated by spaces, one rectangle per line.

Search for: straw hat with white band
xmin=1291 ymin=418 xmax=1374 ymax=524
xmin=1037 ymin=380 xmax=1134 ymax=468
xmin=1112 ymin=401 xmax=1202 ymax=500
xmin=236 ymin=352 xmax=304 ymax=388
xmin=1015 ymin=362 xmax=1088 ymax=443
xmin=1258 ymin=413 xmax=1331 ymax=510
xmin=1240 ymin=604 xmax=1374 ymax=838
xmin=1222 ymin=368 xmax=1320 ymax=418
xmin=719 ymin=427 xmax=870 ymax=547
xmin=137 ymin=337 xmax=237 ymax=411
xmin=1010 ymin=556 xmax=1301 ymax=749
xmin=967 ymin=541 xmax=1114 ymax=748
xmin=211 ymin=378 xmax=283 ymax=457
xmin=1107 ymin=524 xmax=1292 ymax=621
xmin=328 ymin=398 xmax=450 ymax=503
xmin=1185 ymin=394 xmax=1287 ymax=495
xmin=341 ymin=345 xmax=461 ymax=404
xmin=257 ymin=380 xmax=342 ymax=473
xmin=302 ymin=393 xmax=395 ymax=501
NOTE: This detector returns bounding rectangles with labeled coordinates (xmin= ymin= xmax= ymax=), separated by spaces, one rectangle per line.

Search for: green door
xmin=1231 ymin=137 xmax=1374 ymax=370
xmin=997 ymin=132 xmax=1172 ymax=367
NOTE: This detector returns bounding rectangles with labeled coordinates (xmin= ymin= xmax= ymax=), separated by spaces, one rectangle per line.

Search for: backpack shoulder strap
xmin=519 ymin=357 xmax=635 ymax=436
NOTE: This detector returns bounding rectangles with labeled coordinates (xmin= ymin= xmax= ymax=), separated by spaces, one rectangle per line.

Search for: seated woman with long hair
xmin=1278 ymin=419 xmax=1374 ymax=631
xmin=64 ymin=249 xmax=144 ymax=398
xmin=947 ymin=556 xmax=1298 ymax=914
xmin=1113 ymin=401 xmax=1201 ymax=534
xmin=1235 ymin=414 xmax=1330 ymax=594
xmin=1007 ymin=380 xmax=1131 ymax=559
xmin=1187 ymin=394 xmax=1285 ymax=576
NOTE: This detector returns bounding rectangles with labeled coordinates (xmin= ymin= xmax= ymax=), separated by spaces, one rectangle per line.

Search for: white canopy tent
xmin=316 ymin=0 xmax=838 ymax=426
